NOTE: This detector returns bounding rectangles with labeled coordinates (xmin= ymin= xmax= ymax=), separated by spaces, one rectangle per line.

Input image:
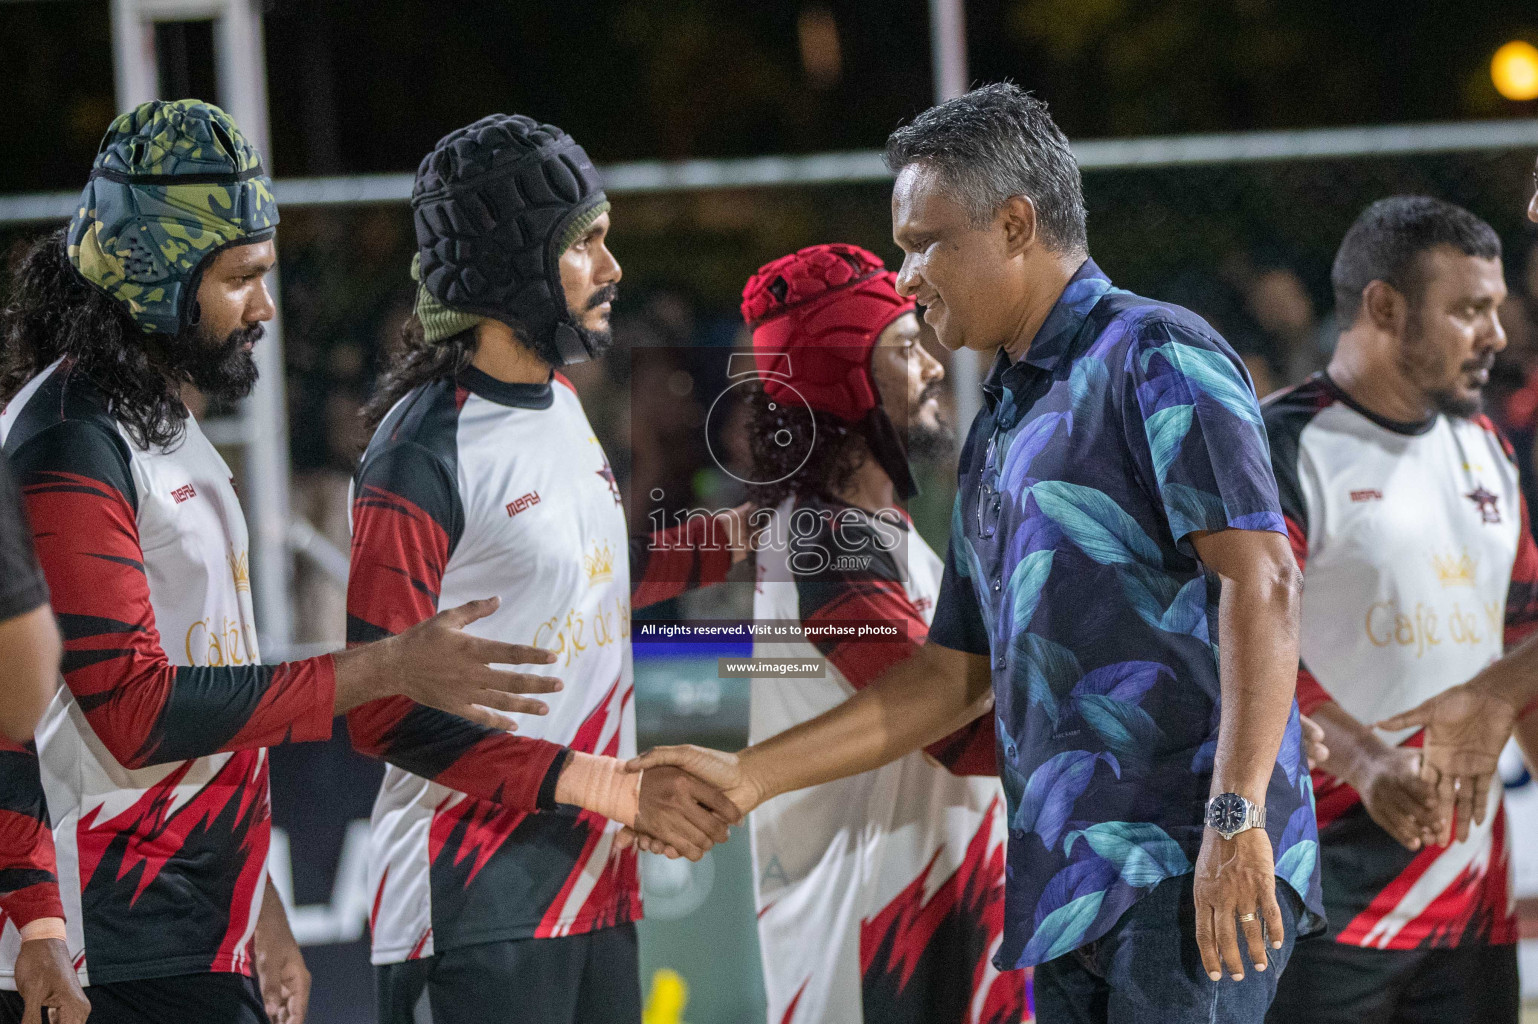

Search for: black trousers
xmin=1267 ymin=937 xmax=1519 ymax=1024
xmin=375 ymin=923 xmax=641 ymax=1024
xmin=0 ymin=972 xmax=265 ymax=1024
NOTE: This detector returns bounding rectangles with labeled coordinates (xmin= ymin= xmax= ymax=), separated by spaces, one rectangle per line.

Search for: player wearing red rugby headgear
xmin=631 ymin=244 xmax=1029 ymax=1024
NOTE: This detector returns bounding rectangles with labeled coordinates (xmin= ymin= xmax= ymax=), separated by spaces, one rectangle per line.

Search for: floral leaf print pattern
xmin=1162 ymin=481 xmax=1233 ymax=542
xmin=1278 ymin=701 xmax=1303 ymax=786
xmin=1069 ymin=356 xmax=1109 ymax=425
xmin=1063 ymin=821 xmax=1192 ymax=887
xmin=1014 ymin=749 xmax=1121 ymax=846
xmin=1138 ymin=341 xmax=1263 ymax=427
xmin=1007 ymin=549 xmax=1054 ymax=634
xmin=1032 ymin=481 xmax=1162 ymax=567
xmin=1012 ymin=632 xmax=1082 ymax=726
xmin=1144 ymin=402 xmax=1195 ymax=485
xmin=1022 ymin=857 xmax=1118 ymax=965
xmin=1274 ymin=804 xmax=1319 ymax=896
xmin=999 ymin=412 xmax=1068 ymax=498
xmin=1069 ymin=661 xmax=1170 ymax=704
xmin=1073 ymin=695 xmax=1166 ymax=772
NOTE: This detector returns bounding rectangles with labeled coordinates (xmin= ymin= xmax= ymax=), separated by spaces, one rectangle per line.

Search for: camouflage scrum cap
xmin=66 ymin=98 xmax=279 ymax=335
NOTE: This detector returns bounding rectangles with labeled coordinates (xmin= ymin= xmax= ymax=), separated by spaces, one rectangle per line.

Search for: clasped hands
xmin=1366 ymin=673 xmax=1521 ymax=848
xmin=619 ymin=745 xmax=763 ymax=860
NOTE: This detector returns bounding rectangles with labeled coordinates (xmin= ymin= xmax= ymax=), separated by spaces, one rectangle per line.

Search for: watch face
xmin=1209 ymin=794 xmax=1247 ymax=832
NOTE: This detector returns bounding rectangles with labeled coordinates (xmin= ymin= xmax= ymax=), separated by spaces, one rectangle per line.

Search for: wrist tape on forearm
xmin=554 ymin=751 xmax=641 ymax=827
xmin=20 ymin=918 xmax=66 ymax=942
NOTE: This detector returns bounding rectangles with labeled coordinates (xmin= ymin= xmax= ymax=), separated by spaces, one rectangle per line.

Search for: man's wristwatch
xmin=1205 ymin=793 xmax=1266 ymax=840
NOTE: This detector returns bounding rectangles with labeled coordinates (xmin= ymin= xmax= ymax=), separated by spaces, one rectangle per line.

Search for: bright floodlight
xmin=1492 ymin=40 xmax=1538 ymax=101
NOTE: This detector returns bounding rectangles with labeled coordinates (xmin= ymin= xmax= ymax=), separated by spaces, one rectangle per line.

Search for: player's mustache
xmin=1463 ymin=352 xmax=1495 ymax=374
xmin=586 ymin=285 xmax=619 ymax=310
xmin=231 ymin=323 xmax=264 ymax=348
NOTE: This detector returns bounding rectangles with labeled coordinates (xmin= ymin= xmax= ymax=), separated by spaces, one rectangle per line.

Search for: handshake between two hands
xmin=614 ymin=745 xmax=765 ymax=861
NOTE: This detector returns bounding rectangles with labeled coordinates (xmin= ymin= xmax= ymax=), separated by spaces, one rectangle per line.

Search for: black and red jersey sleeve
xmin=345 ymin=438 xmax=564 ymax=813
xmin=8 ymin=419 xmax=335 ymax=770
xmin=1262 ymin=378 xmax=1334 ymax=715
xmin=791 ymin=501 xmax=995 ymax=775
xmin=1475 ymin=417 xmax=1538 ymax=649
xmin=1505 ymin=493 xmax=1538 ymax=649
xmin=0 ymin=451 xmax=47 ymax=622
xmin=0 ymin=736 xmax=61 ymax=929
xmin=630 ymin=515 xmax=734 ymax=609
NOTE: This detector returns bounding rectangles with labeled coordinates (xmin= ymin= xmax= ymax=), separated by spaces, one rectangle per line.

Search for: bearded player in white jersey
xmin=1263 ymin=196 xmax=1538 ymax=1023
xmin=0 ymin=101 xmax=564 ymax=1024
xmin=345 ymin=114 xmax=740 ymax=1024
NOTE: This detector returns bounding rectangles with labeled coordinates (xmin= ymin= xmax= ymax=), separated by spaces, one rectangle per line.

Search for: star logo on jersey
xmin=1465 ymin=485 xmax=1502 ymax=524
xmin=597 ymin=453 xmax=622 ymax=506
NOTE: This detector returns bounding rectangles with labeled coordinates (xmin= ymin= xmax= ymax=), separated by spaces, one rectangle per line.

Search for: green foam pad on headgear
xmin=66 ymin=98 xmax=279 ymax=335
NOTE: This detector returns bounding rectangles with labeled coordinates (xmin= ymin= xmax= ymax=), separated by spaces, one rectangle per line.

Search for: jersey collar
xmin=457 ymin=365 xmax=555 ymax=409
xmin=1321 ymin=372 xmax=1437 ymax=436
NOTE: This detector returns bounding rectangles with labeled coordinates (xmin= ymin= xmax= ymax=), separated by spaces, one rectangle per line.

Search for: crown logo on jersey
xmin=1431 ymin=549 xmax=1477 ymax=588
xmin=585 ymin=541 xmax=615 ymax=586
xmin=230 ymin=548 xmax=251 ymax=593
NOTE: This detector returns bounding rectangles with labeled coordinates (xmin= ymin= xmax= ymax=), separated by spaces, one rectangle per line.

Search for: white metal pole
xmin=215 ymin=0 xmax=295 ymax=652
xmin=109 ymin=0 xmax=157 ymax=110
xmin=927 ymin=0 xmax=982 ymax=437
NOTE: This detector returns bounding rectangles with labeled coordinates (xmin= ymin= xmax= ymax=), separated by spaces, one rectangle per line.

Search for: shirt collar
xmin=982 ymin=257 xmax=1112 ymax=411
xmin=457 ymin=365 xmax=555 ymax=409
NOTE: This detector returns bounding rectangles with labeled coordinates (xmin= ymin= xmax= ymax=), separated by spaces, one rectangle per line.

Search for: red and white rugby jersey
xmin=1264 ymin=374 xmax=1538 ymax=950
xmin=347 ymin=367 xmax=640 ymax=965
xmin=0 ymin=358 xmax=336 ymax=988
xmin=749 ymin=496 xmax=1027 ymax=1024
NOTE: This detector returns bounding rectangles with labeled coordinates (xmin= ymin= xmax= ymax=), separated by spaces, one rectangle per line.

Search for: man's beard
xmin=904 ymin=379 xmax=956 ymax=459
xmin=1397 ymin=308 xmax=1488 ymax=419
xmin=166 ymin=321 xmax=261 ymax=402
xmin=530 ymin=285 xmax=618 ymax=366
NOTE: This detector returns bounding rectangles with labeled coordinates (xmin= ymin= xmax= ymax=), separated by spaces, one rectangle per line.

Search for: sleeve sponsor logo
xmin=1349 ymin=488 xmax=1383 ymax=503
xmin=171 ymin=483 xmax=197 ymax=504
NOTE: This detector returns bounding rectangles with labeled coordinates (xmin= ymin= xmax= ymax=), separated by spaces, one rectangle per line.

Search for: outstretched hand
xmin=1376 ymin=679 xmax=1517 ymax=845
xmin=379 ymin=597 xmax=564 ymax=730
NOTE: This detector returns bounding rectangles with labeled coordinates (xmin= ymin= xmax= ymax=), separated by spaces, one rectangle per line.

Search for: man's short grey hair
xmin=885 ymin=83 xmax=1088 ymax=254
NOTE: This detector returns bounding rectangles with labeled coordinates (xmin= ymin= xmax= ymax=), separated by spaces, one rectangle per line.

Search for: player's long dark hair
xmin=745 ymin=382 xmax=865 ymax=509
xmin=0 ymin=228 xmax=189 ymax=449
xmin=360 ymin=313 xmax=476 ymax=433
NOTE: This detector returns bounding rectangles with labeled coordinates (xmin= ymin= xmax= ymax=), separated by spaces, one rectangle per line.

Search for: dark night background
xmin=2 ymin=0 xmax=1536 ymax=188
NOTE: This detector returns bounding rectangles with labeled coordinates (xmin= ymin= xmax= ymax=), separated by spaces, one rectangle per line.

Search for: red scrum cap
xmin=741 ymin=243 xmax=916 ymax=422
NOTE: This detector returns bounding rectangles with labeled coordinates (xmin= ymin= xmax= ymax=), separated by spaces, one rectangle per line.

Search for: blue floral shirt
xmin=929 ymin=259 xmax=1326 ymax=970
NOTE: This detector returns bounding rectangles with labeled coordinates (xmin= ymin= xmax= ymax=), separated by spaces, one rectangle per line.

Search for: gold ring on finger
xmin=1236 ymin=912 xmax=1257 ymax=923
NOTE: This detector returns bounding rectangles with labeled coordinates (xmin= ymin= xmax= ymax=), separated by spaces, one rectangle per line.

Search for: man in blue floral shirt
xmin=631 ymin=83 xmax=1324 ymax=1022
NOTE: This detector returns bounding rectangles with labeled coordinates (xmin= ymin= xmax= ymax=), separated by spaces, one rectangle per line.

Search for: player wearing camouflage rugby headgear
xmin=0 ymin=100 xmax=566 ymax=1024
